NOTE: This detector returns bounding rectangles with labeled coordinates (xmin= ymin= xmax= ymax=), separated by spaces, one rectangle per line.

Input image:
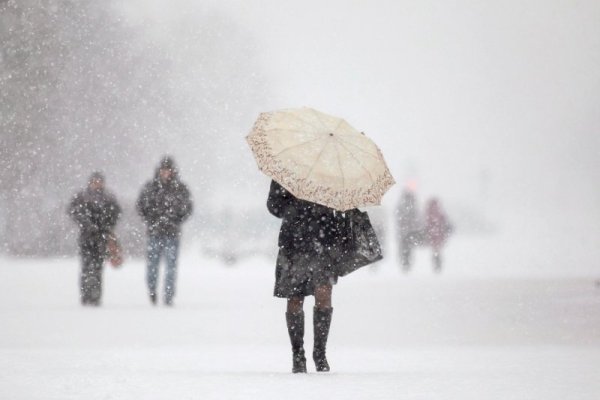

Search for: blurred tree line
xmin=0 ymin=0 xmax=265 ymax=256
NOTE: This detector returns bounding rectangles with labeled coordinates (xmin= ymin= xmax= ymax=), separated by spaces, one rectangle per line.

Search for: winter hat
xmin=159 ymin=156 xmax=176 ymax=171
xmin=89 ymin=171 xmax=105 ymax=184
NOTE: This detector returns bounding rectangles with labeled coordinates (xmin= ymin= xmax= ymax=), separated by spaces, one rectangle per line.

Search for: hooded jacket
xmin=68 ymin=181 xmax=121 ymax=244
xmin=136 ymin=158 xmax=193 ymax=237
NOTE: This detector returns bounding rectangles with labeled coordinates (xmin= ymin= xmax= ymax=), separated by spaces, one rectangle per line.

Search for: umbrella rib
xmin=285 ymin=112 xmax=323 ymax=131
xmin=305 ymin=140 xmax=331 ymax=181
xmin=337 ymin=141 xmax=375 ymax=183
xmin=310 ymin=108 xmax=330 ymax=132
xmin=274 ymin=137 xmax=325 ymax=156
xmin=332 ymin=119 xmax=345 ymax=134
xmin=265 ymin=127 xmax=319 ymax=136
xmin=335 ymin=136 xmax=380 ymax=159
xmin=335 ymin=143 xmax=346 ymax=190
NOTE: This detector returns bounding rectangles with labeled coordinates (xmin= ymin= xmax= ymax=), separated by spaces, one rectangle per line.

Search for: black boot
xmin=313 ymin=307 xmax=333 ymax=372
xmin=286 ymin=311 xmax=307 ymax=373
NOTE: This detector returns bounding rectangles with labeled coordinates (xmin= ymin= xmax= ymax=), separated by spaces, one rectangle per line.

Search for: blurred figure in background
xmin=137 ymin=156 xmax=193 ymax=306
xmin=424 ymin=198 xmax=453 ymax=273
xmin=68 ymin=172 xmax=121 ymax=306
xmin=396 ymin=188 xmax=421 ymax=271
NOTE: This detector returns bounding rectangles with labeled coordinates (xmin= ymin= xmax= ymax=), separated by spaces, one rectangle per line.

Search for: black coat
xmin=267 ymin=180 xmax=350 ymax=270
xmin=68 ymin=188 xmax=121 ymax=246
xmin=136 ymin=174 xmax=192 ymax=237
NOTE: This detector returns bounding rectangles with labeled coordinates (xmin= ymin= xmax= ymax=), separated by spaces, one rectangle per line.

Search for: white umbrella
xmin=246 ymin=107 xmax=395 ymax=211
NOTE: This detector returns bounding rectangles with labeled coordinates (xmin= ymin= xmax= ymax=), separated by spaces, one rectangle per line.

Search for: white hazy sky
xmin=122 ymin=0 xmax=599 ymax=269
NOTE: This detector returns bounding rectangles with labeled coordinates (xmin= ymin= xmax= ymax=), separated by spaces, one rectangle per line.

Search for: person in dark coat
xmin=137 ymin=156 xmax=192 ymax=306
xmin=68 ymin=172 xmax=121 ymax=306
xmin=267 ymin=180 xmax=351 ymax=373
xmin=424 ymin=198 xmax=452 ymax=272
xmin=396 ymin=189 xmax=421 ymax=270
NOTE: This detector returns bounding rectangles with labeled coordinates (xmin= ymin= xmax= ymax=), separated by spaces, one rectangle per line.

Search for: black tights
xmin=287 ymin=284 xmax=332 ymax=314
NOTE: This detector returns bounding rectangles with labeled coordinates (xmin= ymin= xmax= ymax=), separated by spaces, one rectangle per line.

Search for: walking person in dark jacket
xmin=137 ymin=156 xmax=192 ymax=306
xmin=68 ymin=172 xmax=121 ymax=306
xmin=396 ymin=189 xmax=421 ymax=270
xmin=267 ymin=180 xmax=352 ymax=373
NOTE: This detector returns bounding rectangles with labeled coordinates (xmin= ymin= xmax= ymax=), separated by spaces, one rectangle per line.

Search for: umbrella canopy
xmin=246 ymin=107 xmax=395 ymax=211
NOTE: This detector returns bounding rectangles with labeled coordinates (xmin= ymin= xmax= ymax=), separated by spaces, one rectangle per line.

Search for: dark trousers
xmin=80 ymin=240 xmax=106 ymax=305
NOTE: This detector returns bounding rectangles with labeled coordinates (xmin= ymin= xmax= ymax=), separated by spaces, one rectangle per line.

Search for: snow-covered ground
xmin=1 ymin=242 xmax=600 ymax=400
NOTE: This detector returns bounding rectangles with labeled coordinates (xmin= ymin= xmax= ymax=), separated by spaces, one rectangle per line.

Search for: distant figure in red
xmin=424 ymin=198 xmax=453 ymax=272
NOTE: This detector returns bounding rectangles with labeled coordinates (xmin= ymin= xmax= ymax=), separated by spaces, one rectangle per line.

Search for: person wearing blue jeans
xmin=137 ymin=157 xmax=192 ymax=306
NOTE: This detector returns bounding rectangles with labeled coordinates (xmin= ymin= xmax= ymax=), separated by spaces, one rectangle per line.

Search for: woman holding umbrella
xmin=247 ymin=108 xmax=395 ymax=373
xmin=267 ymin=179 xmax=344 ymax=373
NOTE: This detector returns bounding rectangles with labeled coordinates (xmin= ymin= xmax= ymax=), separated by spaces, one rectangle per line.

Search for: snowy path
xmin=1 ymin=255 xmax=599 ymax=399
